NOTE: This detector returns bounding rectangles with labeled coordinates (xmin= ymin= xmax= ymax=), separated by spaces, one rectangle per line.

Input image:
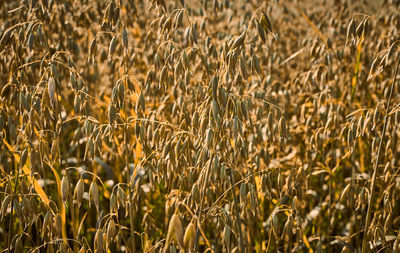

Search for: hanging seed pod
xmin=89 ymin=37 xmax=97 ymax=57
xmin=241 ymin=101 xmax=248 ymax=120
xmin=164 ymin=213 xmax=184 ymax=252
xmin=160 ymin=66 xmax=168 ymax=86
xmin=136 ymin=93 xmax=146 ymax=112
xmin=108 ymin=36 xmax=118 ymax=59
xmin=118 ymin=81 xmax=125 ymax=104
xmin=292 ymin=195 xmax=301 ymax=212
xmin=74 ymin=178 xmax=84 ymax=207
xmin=117 ymin=187 xmax=126 ymax=208
xmin=15 ymin=236 xmax=23 ymax=253
xmin=183 ymin=52 xmax=190 ymax=68
xmin=1 ymin=194 xmax=11 ymax=217
xmin=46 ymin=244 xmax=55 ymax=253
xmin=94 ymin=229 xmax=104 ymax=252
xmin=108 ymin=103 xmax=116 ymax=124
xmin=256 ymin=21 xmax=266 ymax=43
xmin=74 ymin=95 xmax=81 ymax=114
xmin=42 ymin=210 xmax=52 ymax=239
xmin=231 ymin=32 xmax=246 ymax=51
xmin=110 ymin=192 xmax=118 ymax=213
xmin=371 ymin=107 xmax=380 ymax=131
xmin=394 ymin=236 xmax=400 ymax=253
xmin=54 ymin=214 xmax=62 ymax=237
xmin=70 ymin=72 xmax=78 ymax=90
xmin=347 ymin=127 xmax=354 ymax=148
xmin=20 ymin=148 xmax=28 ymax=167
xmin=239 ymin=57 xmax=247 ymax=79
xmin=89 ymin=180 xmax=100 ymax=213
xmin=27 ymin=32 xmax=35 ymax=51
xmin=212 ymin=99 xmax=220 ymax=124
xmin=185 ymin=70 xmax=191 ymax=86
xmin=48 ymin=77 xmax=56 ymax=106
xmin=251 ymin=54 xmax=260 ymax=74
xmin=61 ymin=175 xmax=69 ymax=203
xmin=162 ymin=16 xmax=173 ymax=34
xmin=174 ymin=61 xmax=183 ymax=79
xmin=210 ymin=74 xmax=218 ymax=98
xmin=122 ymin=28 xmax=128 ymax=49
xmin=51 ymin=139 xmax=60 ymax=161
xmin=387 ymin=41 xmax=398 ymax=61
xmin=175 ymin=10 xmax=184 ymax=27
xmin=223 ymin=224 xmax=231 ymax=248
xmin=50 ymin=63 xmax=59 ymax=79
xmin=183 ymin=221 xmax=196 ymax=251
xmin=260 ymin=10 xmax=274 ymax=39
xmin=107 ymin=219 xmax=116 ymax=242
xmin=84 ymin=138 xmax=94 ymax=161
xmin=102 ymin=1 xmax=112 ymax=24
xmin=191 ymin=23 xmax=198 ymax=44
xmin=206 ymin=128 xmax=214 ymax=148
xmin=362 ymin=113 xmax=371 ymax=135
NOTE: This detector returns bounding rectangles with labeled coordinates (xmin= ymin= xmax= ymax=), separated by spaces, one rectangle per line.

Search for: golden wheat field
xmin=1 ymin=0 xmax=400 ymax=252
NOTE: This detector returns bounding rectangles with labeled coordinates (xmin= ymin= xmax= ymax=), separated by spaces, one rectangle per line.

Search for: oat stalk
xmin=361 ymin=54 xmax=400 ymax=253
xmin=7 ymin=158 xmax=22 ymax=253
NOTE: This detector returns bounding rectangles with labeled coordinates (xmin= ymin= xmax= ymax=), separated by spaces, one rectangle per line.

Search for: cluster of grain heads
xmin=1 ymin=0 xmax=400 ymax=252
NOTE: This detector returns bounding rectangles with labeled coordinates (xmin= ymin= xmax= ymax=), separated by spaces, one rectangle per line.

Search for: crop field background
xmin=0 ymin=0 xmax=400 ymax=252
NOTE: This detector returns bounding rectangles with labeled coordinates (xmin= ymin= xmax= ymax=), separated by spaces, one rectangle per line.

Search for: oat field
xmin=1 ymin=0 xmax=400 ymax=252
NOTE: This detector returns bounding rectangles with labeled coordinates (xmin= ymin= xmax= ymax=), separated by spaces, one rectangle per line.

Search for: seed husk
xmin=74 ymin=178 xmax=85 ymax=207
xmin=61 ymin=175 xmax=69 ymax=203
xmin=89 ymin=180 xmax=100 ymax=213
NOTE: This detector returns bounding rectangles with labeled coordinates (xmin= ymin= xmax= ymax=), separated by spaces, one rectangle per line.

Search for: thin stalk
xmin=228 ymin=168 xmax=245 ymax=253
xmin=7 ymin=158 xmax=22 ymax=253
xmin=193 ymin=154 xmax=214 ymax=252
xmin=68 ymin=177 xmax=77 ymax=252
xmin=125 ymin=122 xmax=136 ymax=253
xmin=193 ymin=89 xmax=228 ymax=252
xmin=361 ymin=55 xmax=400 ymax=253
